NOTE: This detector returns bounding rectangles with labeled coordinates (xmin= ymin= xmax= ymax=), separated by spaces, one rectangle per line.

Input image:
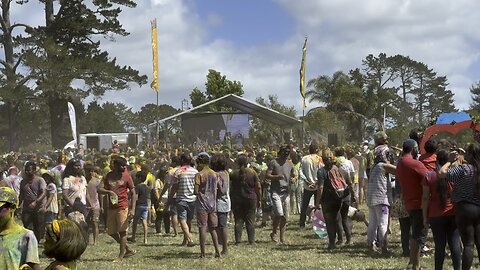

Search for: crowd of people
xmin=1 ymin=133 xmax=480 ymax=270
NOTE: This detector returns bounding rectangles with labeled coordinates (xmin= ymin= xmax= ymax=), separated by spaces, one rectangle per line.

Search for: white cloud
xmin=276 ymin=0 xmax=480 ymax=110
xmin=7 ymin=0 xmax=480 ymax=117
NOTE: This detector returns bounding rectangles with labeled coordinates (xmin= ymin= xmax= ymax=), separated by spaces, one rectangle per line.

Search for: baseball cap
xmin=0 ymin=187 xmax=19 ymax=208
xmin=402 ymin=139 xmax=418 ymax=152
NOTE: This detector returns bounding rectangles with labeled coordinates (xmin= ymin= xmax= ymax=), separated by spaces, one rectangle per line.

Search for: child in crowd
xmin=153 ymin=170 xmax=170 ymax=235
xmin=129 ymin=171 xmax=151 ymax=244
xmin=85 ymin=163 xmax=102 ymax=245
xmin=41 ymin=172 xmax=59 ymax=224
xmin=44 ymin=219 xmax=88 ymax=270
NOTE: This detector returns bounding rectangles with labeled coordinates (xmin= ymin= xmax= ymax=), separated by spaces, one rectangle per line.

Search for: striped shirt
xmin=366 ymin=162 xmax=392 ymax=207
xmin=174 ymin=165 xmax=198 ymax=203
xmin=447 ymin=164 xmax=480 ymax=206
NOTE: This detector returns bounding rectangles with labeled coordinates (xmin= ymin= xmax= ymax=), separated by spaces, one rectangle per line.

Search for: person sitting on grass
xmin=128 ymin=171 xmax=151 ymax=244
xmin=194 ymin=152 xmax=222 ymax=258
xmin=44 ymin=219 xmax=88 ymax=270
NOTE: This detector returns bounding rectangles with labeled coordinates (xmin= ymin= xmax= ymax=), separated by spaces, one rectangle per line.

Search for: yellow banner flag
xmin=299 ymin=37 xmax=307 ymax=108
xmin=151 ymin=19 xmax=159 ymax=92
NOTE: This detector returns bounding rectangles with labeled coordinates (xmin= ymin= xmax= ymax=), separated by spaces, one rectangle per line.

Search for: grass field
xmin=37 ymin=213 xmax=445 ymax=270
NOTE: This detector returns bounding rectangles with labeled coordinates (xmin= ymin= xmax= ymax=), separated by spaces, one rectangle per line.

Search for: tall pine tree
xmin=22 ymin=0 xmax=147 ymax=148
xmin=470 ymin=81 xmax=480 ymax=111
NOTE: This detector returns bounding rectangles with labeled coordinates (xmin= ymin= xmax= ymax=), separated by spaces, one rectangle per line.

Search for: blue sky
xmin=6 ymin=0 xmax=480 ymax=115
xmin=191 ymin=0 xmax=294 ymax=47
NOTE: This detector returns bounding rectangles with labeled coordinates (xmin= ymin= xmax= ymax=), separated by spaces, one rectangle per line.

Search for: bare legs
xmin=110 ymin=231 xmax=134 ymax=261
xmin=409 ymin=239 xmax=421 ymax=270
xmin=129 ymin=218 xmax=147 ymax=243
xmin=171 ymin=214 xmax=178 ymax=236
xmin=217 ymin=226 xmax=228 ymax=254
xmin=199 ymin=226 xmax=221 ymax=258
xmin=142 ymin=219 xmax=148 ymax=244
xmin=271 ymin=216 xmax=287 ymax=243
xmin=92 ymin=221 xmax=99 ymax=245
xmin=179 ymin=218 xmax=193 ymax=245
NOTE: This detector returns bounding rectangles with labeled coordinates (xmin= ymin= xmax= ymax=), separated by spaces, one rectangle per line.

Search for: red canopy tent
xmin=420 ymin=112 xmax=480 ymax=154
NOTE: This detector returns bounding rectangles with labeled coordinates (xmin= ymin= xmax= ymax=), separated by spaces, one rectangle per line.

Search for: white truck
xmin=78 ymin=133 xmax=142 ymax=150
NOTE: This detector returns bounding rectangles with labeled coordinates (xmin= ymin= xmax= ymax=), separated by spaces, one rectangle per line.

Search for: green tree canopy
xmin=189 ymin=69 xmax=244 ymax=111
xmin=18 ymin=0 xmax=146 ymax=148
xmin=470 ymin=81 xmax=480 ymax=111
xmin=134 ymin=103 xmax=180 ymax=135
xmin=249 ymin=95 xmax=296 ymax=146
xmin=80 ymin=101 xmax=134 ymax=133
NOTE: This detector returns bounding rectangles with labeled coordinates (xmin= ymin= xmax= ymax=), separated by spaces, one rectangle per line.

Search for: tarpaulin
xmin=436 ymin=112 xmax=471 ymax=124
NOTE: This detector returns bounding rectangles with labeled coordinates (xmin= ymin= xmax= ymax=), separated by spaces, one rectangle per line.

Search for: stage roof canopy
xmin=148 ymin=94 xmax=301 ymax=128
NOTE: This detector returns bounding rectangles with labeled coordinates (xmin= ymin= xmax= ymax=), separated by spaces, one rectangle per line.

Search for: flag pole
xmin=299 ymin=37 xmax=308 ymax=148
xmin=151 ymin=19 xmax=160 ymax=145
xmin=302 ymin=102 xmax=305 ymax=148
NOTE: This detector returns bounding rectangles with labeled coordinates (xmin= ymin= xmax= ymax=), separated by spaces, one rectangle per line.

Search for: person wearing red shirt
xmin=419 ymin=139 xmax=438 ymax=172
xmin=421 ymin=149 xmax=461 ymax=270
xmin=396 ymin=139 xmax=428 ymax=270
xmin=98 ymin=156 xmax=137 ymax=262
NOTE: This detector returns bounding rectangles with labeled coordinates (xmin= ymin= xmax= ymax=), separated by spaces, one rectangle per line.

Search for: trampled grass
xmin=38 ymin=214 xmax=445 ymax=270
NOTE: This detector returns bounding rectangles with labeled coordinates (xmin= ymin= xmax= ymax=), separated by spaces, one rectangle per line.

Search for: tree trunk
xmin=48 ymin=95 xmax=70 ymax=149
xmin=2 ymin=1 xmax=20 ymax=150
xmin=7 ymin=100 xmax=20 ymax=150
